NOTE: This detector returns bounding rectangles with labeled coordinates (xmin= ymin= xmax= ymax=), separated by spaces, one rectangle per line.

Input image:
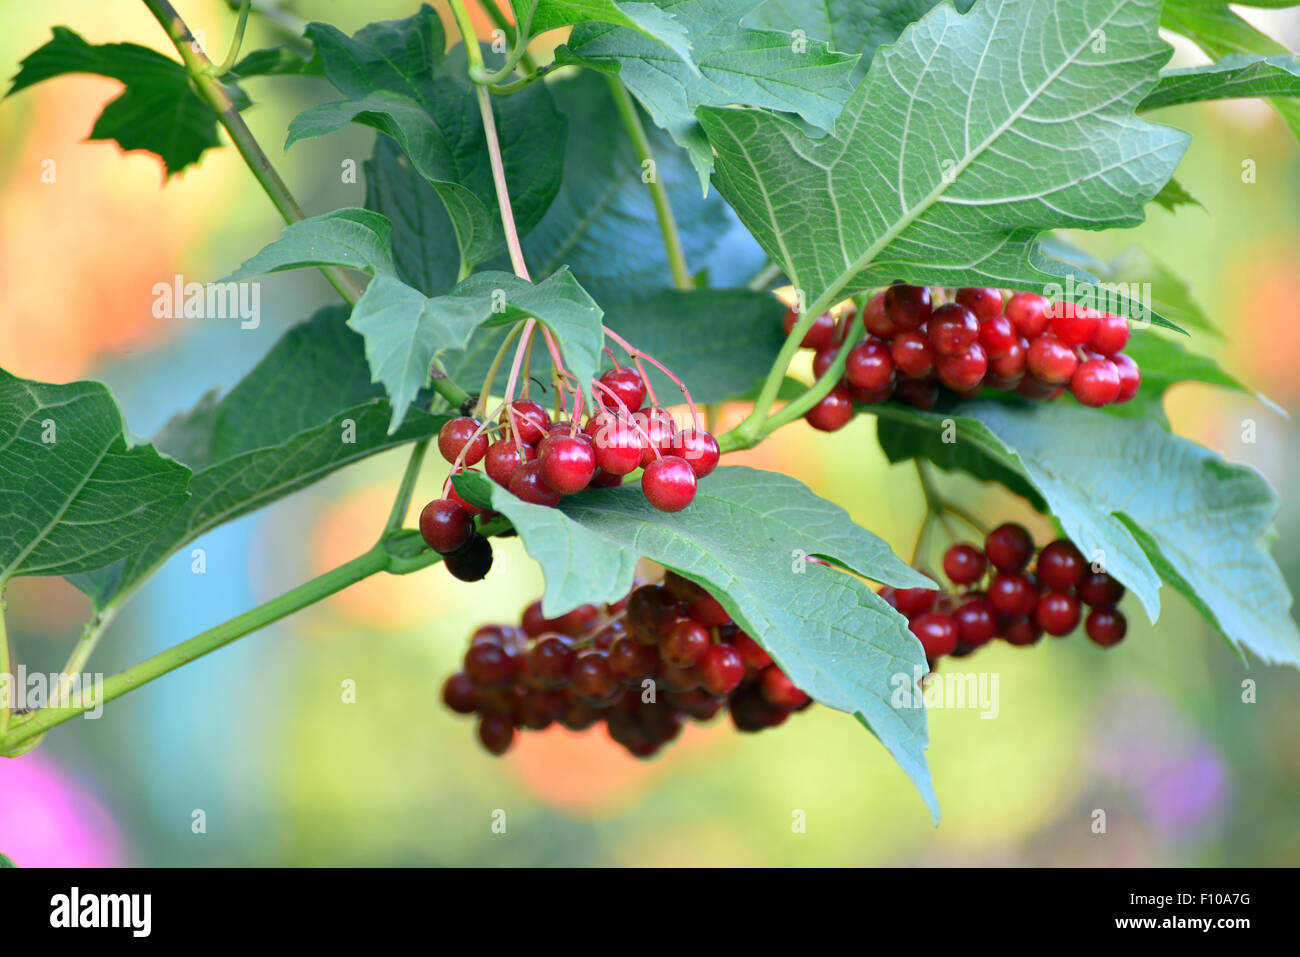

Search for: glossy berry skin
xmin=570 ymin=650 xmax=619 ymax=705
xmin=862 ymin=292 xmax=897 ymax=338
xmin=438 ymin=417 xmax=488 ymax=466
xmin=696 ymin=644 xmax=745 ymax=695
xmin=985 ymin=523 xmax=1034 ymax=573
xmin=883 ymin=283 xmax=932 ymax=329
xmin=759 ymin=667 xmax=809 ymax=710
xmin=1000 ymin=616 xmax=1043 ymax=647
xmin=910 ymin=612 xmax=959 ymax=658
xmin=805 ymin=385 xmax=854 ymax=432
xmin=465 ymin=641 xmax=517 ymax=689
xmin=588 ymin=417 xmax=643 ymax=475
xmin=894 ymin=587 xmax=939 ymax=617
xmin=956 ymin=287 xmax=1004 ymax=321
xmin=609 ymin=636 xmax=660 ymax=683
xmin=1112 ymin=353 xmax=1141 ymax=402
xmin=1085 ymin=608 xmax=1127 ymax=647
xmin=661 ymin=619 xmax=712 ymax=667
xmin=1027 ymin=336 xmax=1079 ymax=384
xmin=812 ymin=344 xmax=840 ymax=380
xmin=731 ymin=630 xmax=772 ymax=669
xmin=891 ymin=330 xmax=935 ymax=378
xmin=500 ymin=399 xmax=551 ymax=444
xmin=636 ymin=409 xmax=677 ymax=468
xmin=1077 ymin=571 xmax=1124 ymax=608
xmin=419 ymin=498 xmax=475 ymax=555
xmin=1088 ymin=313 xmax=1130 ymax=356
xmin=485 ymin=438 xmax=535 ymax=487
xmin=527 ymin=635 xmax=575 ymax=689
xmin=927 ymin=303 xmax=981 ymax=357
xmin=1035 ymin=591 xmax=1081 ymax=636
xmin=442 ymin=672 xmax=478 ymax=714
xmin=1005 ymin=292 xmax=1050 ymax=338
xmin=1070 ymin=357 xmax=1121 ymax=407
xmin=988 ymin=573 xmax=1039 ymax=617
xmin=845 ymin=339 xmax=895 ymax=393
xmin=783 ymin=308 xmax=836 ymax=349
xmin=508 ymin=460 xmax=562 ymax=507
xmin=598 ymin=367 xmax=647 ymax=412
xmin=627 ymin=585 xmax=682 ymax=643
xmin=642 ymin=455 xmax=697 ymax=512
xmin=943 ymin=543 xmax=987 ymax=585
xmin=445 ymin=534 xmax=494 ymax=582
xmin=936 ymin=343 xmax=988 ymax=392
xmin=552 ymin=604 xmax=600 ymax=637
xmin=539 ymin=435 xmax=596 ymax=494
xmin=675 ymin=428 xmax=720 ymax=478
xmin=989 ymin=337 xmax=1027 ymax=382
xmin=687 ymin=593 xmax=731 ymax=627
xmin=1050 ymin=303 xmax=1101 ymax=345
xmin=1037 ymin=539 xmax=1086 ymax=591
xmin=953 ymin=597 xmax=997 ymax=647
xmin=978 ymin=315 xmax=1017 ymax=360
xmin=478 ymin=715 xmax=515 ymax=755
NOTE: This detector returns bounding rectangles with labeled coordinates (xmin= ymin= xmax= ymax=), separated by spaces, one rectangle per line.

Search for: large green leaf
xmin=454 ymin=465 xmax=940 ymax=818
xmin=510 ymin=0 xmax=697 ymax=65
xmin=288 ymin=7 xmax=566 ymax=274
xmin=557 ymin=0 xmax=859 ymax=189
xmin=70 ymin=308 xmax=445 ymax=610
xmin=874 ymin=400 xmax=1300 ymax=667
xmin=4 ymin=27 xmax=249 ymax=176
xmin=0 ymin=371 xmax=190 ymax=585
xmin=699 ymin=0 xmax=1189 ymax=327
xmin=1141 ymin=53 xmax=1300 ymax=111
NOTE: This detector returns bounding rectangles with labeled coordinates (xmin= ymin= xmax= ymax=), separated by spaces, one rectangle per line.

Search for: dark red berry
xmin=661 ymin=619 xmax=712 ymax=667
xmin=527 ymin=635 xmax=575 ymax=688
xmin=804 ymin=385 xmax=854 ymax=431
xmin=444 ymin=534 xmax=493 ymax=582
xmin=759 ymin=666 xmax=809 ymax=710
xmin=894 ymin=378 xmax=938 ymax=410
xmin=883 ymin=284 xmax=932 ymax=329
xmin=891 ymin=330 xmax=935 ymax=378
xmin=953 ymin=596 xmax=996 ymax=647
xmin=508 ymin=460 xmax=562 ymax=507
xmin=812 ymin=343 xmax=840 ymax=380
xmin=1027 ymin=336 xmax=1078 ymax=384
xmin=956 ymin=287 xmax=1004 ymax=321
xmin=570 ymin=649 xmax=619 ymax=705
xmin=1088 ymin=313 xmax=1130 ymax=355
xmin=686 ymin=593 xmax=730 ymax=627
xmin=675 ymin=428 xmax=720 ymax=478
xmin=862 ymin=292 xmax=898 ymax=338
xmin=609 ymin=635 xmax=659 ymax=684
xmin=551 ymin=604 xmax=600 ymax=637
xmin=910 ymin=611 xmax=959 ymax=658
xmin=1016 ymin=375 xmax=1063 ymax=401
xmin=783 ymin=308 xmax=836 ymax=349
xmin=477 ymin=715 xmax=515 ymax=755
xmin=464 ymin=641 xmax=517 ymax=689
xmin=438 ymin=416 xmax=488 ymax=466
xmin=985 ymin=522 xmax=1034 ymax=573
xmin=730 ymin=630 xmax=772 ymax=669
xmin=927 ymin=303 xmax=980 ymax=357
xmin=598 ymin=367 xmax=647 ymax=412
xmin=1005 ymin=292 xmax=1050 ymax=338
xmin=538 ymin=434 xmax=596 ymax=494
xmin=485 ymin=438 xmax=535 ymax=487
xmin=1037 ymin=539 xmax=1085 ymax=591
xmin=1077 ymin=571 xmax=1124 ymax=608
xmin=1112 ymin=353 xmax=1141 ymax=402
xmin=419 ymin=498 xmax=474 ymax=555
xmin=1035 ymin=591 xmax=1081 ymax=636
xmin=1000 ymin=616 xmax=1043 ymax=646
xmin=521 ymin=600 xmax=550 ymax=637
xmin=442 ymin=672 xmax=478 ymax=714
xmin=988 ymin=337 xmax=1027 ymax=382
xmin=845 ymin=339 xmax=895 ymax=393
xmin=936 ymin=342 xmax=988 ymax=392
xmin=696 ymin=644 xmax=745 ymax=695
xmin=893 ymin=587 xmax=940 ymax=617
xmin=627 ymin=585 xmax=682 ymax=642
xmin=1085 ymin=608 xmax=1127 ymax=647
xmin=1070 ymin=357 xmax=1121 ymax=407
xmin=642 ymin=455 xmax=697 ymax=512
xmin=988 ymin=573 xmax=1038 ymax=617
xmin=942 ymin=543 xmax=987 ymax=586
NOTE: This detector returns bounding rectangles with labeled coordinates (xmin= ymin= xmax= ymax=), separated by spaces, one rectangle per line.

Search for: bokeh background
xmin=1 ymin=0 xmax=1298 ymax=867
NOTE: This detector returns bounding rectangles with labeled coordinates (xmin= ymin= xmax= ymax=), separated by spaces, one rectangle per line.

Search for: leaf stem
xmin=384 ymin=440 xmax=430 ymax=533
xmin=447 ymin=0 xmax=487 ymax=74
xmin=477 ymin=0 xmax=538 ymax=74
xmin=215 ymin=0 xmax=253 ymax=76
xmin=606 ymin=76 xmax=693 ymax=292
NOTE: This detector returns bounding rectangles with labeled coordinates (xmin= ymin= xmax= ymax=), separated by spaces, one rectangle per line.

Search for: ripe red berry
xmin=893 ymin=378 xmax=938 ymax=410
xmin=862 ymin=292 xmax=897 ymax=338
xmin=551 ymin=604 xmax=599 ymax=637
xmin=953 ymin=596 xmax=996 ymax=647
xmin=1112 ymin=353 xmax=1141 ymax=402
xmin=1016 ymin=375 xmax=1063 ymax=401
xmin=1050 ymin=302 xmax=1101 ymax=345
xmin=1070 ymin=357 xmax=1121 ymax=407
xmin=477 ymin=715 xmax=515 ymax=755
xmin=845 ymin=339 xmax=894 ymax=393
xmin=1005 ymin=292 xmax=1049 ymax=338
xmin=627 ymin=585 xmax=682 ymax=643
xmin=1037 ymin=539 xmax=1085 ymax=591
xmin=783 ymin=307 xmax=836 ymax=349
xmin=661 ymin=619 xmax=712 ymax=667
xmin=943 ymin=543 xmax=987 ymax=585
xmin=538 ymin=434 xmax=596 ymax=494
xmin=894 ymin=587 xmax=939 ymax=617
xmin=609 ymin=635 xmax=659 ymax=683
xmin=508 ymin=460 xmax=562 ymax=507
xmin=635 ymin=408 xmax=676 ymax=468
xmin=1085 ymin=608 xmax=1127 ymax=647
xmin=485 ymin=438 xmax=535 ymax=487
xmin=804 ymin=385 xmax=854 ymax=431
xmin=988 ymin=337 xmax=1027 ymax=383
xmin=812 ymin=343 xmax=840 ymax=380
xmin=527 ymin=635 xmax=575 ymax=688
xmin=464 ymin=641 xmax=517 ymax=689
xmin=1026 ymin=336 xmax=1078 ymax=384
xmin=438 ymin=416 xmax=488 ymax=466
xmin=1077 ymin=571 xmax=1124 ymax=608
xmin=910 ymin=611 xmax=959 ymax=658
xmin=883 ymin=284 xmax=932 ymax=329
xmin=1035 ymin=591 xmax=1081 ymax=636
xmin=730 ymin=630 xmax=772 ymax=669
xmin=1088 ymin=313 xmax=1130 ymax=355
xmin=419 ymin=498 xmax=475 ymax=555
xmin=588 ymin=415 xmax=643 ymax=475
xmin=956 ymin=287 xmax=1004 ymax=321
xmin=675 ymin=428 xmax=720 ymax=478
xmin=985 ymin=522 xmax=1034 ymax=573
xmin=598 ymin=367 xmax=647 ymax=412
xmin=500 ymin=399 xmax=551 ymax=444
xmin=696 ymin=644 xmax=745 ymax=695
xmin=988 ymin=573 xmax=1038 ymax=617
xmin=936 ymin=342 xmax=988 ymax=392
xmin=686 ymin=593 xmax=730 ymax=626
xmin=444 ymin=469 xmax=486 ymax=515
xmin=978 ymin=314 xmax=1017 ymax=359
xmin=1000 ymin=616 xmax=1043 ymax=646
xmin=927 ymin=303 xmax=980 ymax=357
xmin=442 ymin=672 xmax=478 ymax=714
xmin=570 ymin=649 xmax=619 ymax=704
xmin=759 ymin=666 xmax=809 ymax=710
xmin=642 ymin=455 xmax=697 ymax=512
xmin=891 ymin=330 xmax=935 ymax=378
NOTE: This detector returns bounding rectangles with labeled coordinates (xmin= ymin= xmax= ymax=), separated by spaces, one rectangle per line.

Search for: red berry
xmin=894 ymin=378 xmax=938 ymax=410
xmin=445 ymin=469 xmax=486 ymax=515
xmin=661 ymin=619 xmax=712 ymax=667
xmin=862 ymin=292 xmax=897 ymax=338
xmin=538 ymin=434 xmax=596 ymax=494
xmin=1005 ymin=292 xmax=1049 ymax=338
xmin=759 ymin=666 xmax=809 ymax=710
xmin=686 ymin=593 xmax=730 ymax=626
xmin=1035 ymin=591 xmax=1081 ymax=636
xmin=936 ymin=342 xmax=988 ymax=392
xmin=656 ymin=662 xmax=700 ymax=692
xmin=598 ymin=367 xmax=647 ymax=412
xmin=804 ymin=385 xmax=854 ymax=431
xmin=1016 ymin=375 xmax=1063 ymax=401
xmin=1112 ymin=353 xmax=1141 ymax=402
xmin=696 ymin=644 xmax=745 ymax=695
xmin=943 ymin=543 xmax=987 ymax=585
xmin=477 ymin=715 xmax=515 ymax=755
xmin=891 ymin=330 xmax=935 ymax=378
xmin=641 ymin=455 xmax=697 ymax=512
xmin=570 ymin=649 xmax=619 ymax=704
xmin=464 ymin=641 xmax=518 ymax=689
xmin=1088 ymin=314 xmax=1130 ymax=355
xmin=1050 ymin=302 xmax=1101 ymax=345
xmin=635 ymin=408 xmax=677 ymax=468
xmin=419 ymin=498 xmax=475 ymax=555
xmin=988 ymin=573 xmax=1038 ymax=617
xmin=442 ymin=672 xmax=478 ymax=714
xmin=783 ymin=308 xmax=836 ymax=349
xmin=956 ymin=287 xmax=1004 ymax=321
xmin=910 ymin=611 xmax=959 ymax=658
xmin=883 ymin=284 xmax=932 ymax=329
xmin=927 ymin=303 xmax=980 ymax=357
xmin=527 ymin=635 xmax=575 ymax=688
xmin=485 ymin=438 xmax=535 ymax=487
xmin=1070 ymin=357 xmax=1121 ymax=407
xmin=588 ymin=468 xmax=623 ymax=488
xmin=551 ymin=604 xmax=599 ymax=637
xmin=438 ymin=416 xmax=488 ymax=466
xmin=988 ymin=337 xmax=1027 ymax=381
xmin=730 ymin=630 xmax=772 ymax=669
xmin=1026 ymin=336 xmax=1078 ymax=384
xmin=1077 ymin=571 xmax=1124 ymax=608
xmin=953 ymin=597 xmax=996 ymax=647
xmin=500 ymin=399 xmax=551 ymax=444
xmin=812 ymin=343 xmax=840 ymax=380
xmin=588 ymin=416 xmax=643 ymax=475
xmin=894 ymin=587 xmax=939 ymax=617
xmin=627 ymin=585 xmax=682 ymax=643
xmin=1037 ymin=539 xmax=1085 ymax=591
xmin=978 ymin=315 xmax=1017 ymax=359
xmin=609 ymin=635 xmax=659 ymax=684
xmin=984 ymin=522 xmax=1034 ymax=572
xmin=675 ymin=428 xmax=720 ymax=478
xmin=1000 ymin=616 xmax=1043 ymax=646
xmin=845 ymin=339 xmax=895 ymax=393
xmin=508 ymin=460 xmax=562 ymax=507
xmin=1085 ymin=608 xmax=1127 ymax=647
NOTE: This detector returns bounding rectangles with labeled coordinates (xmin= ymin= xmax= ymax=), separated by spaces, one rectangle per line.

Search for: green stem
xmin=49 ymin=607 xmax=119 ymax=709
xmin=489 ymin=64 xmax=553 ymax=96
xmin=447 ymin=0 xmax=487 ymax=74
xmin=384 ymin=440 xmax=430 ymax=533
xmin=760 ymin=313 xmax=867 ymax=437
xmin=607 ymin=76 xmax=693 ymax=292
xmin=215 ymin=0 xmax=253 ymax=75
xmin=746 ymin=261 xmax=783 ymax=291
xmin=478 ymin=0 xmax=538 ymax=73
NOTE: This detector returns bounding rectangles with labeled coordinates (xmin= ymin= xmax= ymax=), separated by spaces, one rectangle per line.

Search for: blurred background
xmin=1 ymin=0 xmax=1298 ymax=867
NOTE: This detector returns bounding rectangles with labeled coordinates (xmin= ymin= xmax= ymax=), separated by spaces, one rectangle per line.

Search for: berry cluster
xmin=441 ymin=572 xmax=811 ymax=757
xmin=882 ymin=523 xmax=1128 ymax=665
xmin=418 ymin=364 xmax=721 ymax=582
xmin=788 ymin=285 xmax=1143 ymax=426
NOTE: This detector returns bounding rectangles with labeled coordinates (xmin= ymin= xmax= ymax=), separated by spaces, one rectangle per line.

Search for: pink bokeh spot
xmin=0 ymin=753 xmax=124 ymax=867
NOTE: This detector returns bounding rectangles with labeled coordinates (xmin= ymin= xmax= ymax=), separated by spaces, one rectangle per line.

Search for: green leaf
xmin=1161 ymin=1 xmax=1300 ymax=143
xmin=229 ymin=45 xmax=319 ymax=78
xmin=1114 ymin=332 xmax=1276 ymax=424
xmin=289 ymin=8 xmax=566 ymax=274
xmin=456 ymin=465 xmax=940 ymax=818
xmin=1149 ymin=178 xmax=1202 ymax=213
xmin=874 ymin=400 xmax=1300 ymax=667
xmin=0 ymin=371 xmax=191 ymax=585
xmin=0 ymin=852 xmax=15 ymax=867
xmin=1141 ymin=53 xmax=1300 ymax=111
xmin=227 ymin=207 xmax=396 ymax=277
xmin=5 ymin=26 xmax=246 ymax=176
xmin=699 ymin=0 xmax=1189 ymax=328
xmin=510 ymin=0 xmax=696 ymax=67
xmin=557 ymin=0 xmax=859 ymax=189
xmin=70 ymin=307 xmax=445 ymax=610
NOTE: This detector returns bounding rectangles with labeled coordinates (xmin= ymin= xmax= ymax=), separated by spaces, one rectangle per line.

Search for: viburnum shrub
xmin=1 ymin=0 xmax=1298 ymax=819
